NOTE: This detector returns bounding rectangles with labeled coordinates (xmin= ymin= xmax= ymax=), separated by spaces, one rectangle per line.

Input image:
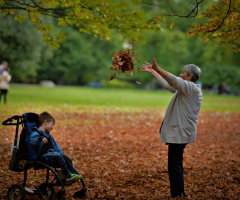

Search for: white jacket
xmin=158 ymin=73 xmax=202 ymax=144
xmin=0 ymin=70 xmax=11 ymax=90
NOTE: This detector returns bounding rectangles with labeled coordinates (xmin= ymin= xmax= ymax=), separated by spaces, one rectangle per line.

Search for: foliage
xmin=1 ymin=0 xmax=239 ymax=52
xmin=37 ymin=26 xmax=125 ymax=85
xmin=0 ymin=14 xmax=51 ymax=82
xmin=201 ymin=63 xmax=240 ymax=92
xmin=0 ymin=0 xmax=165 ymax=48
xmin=38 ymin=27 xmax=96 ymax=85
xmin=188 ymin=0 xmax=240 ymax=52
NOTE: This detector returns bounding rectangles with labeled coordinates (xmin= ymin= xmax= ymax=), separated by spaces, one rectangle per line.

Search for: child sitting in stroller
xmin=30 ymin=111 xmax=81 ymax=182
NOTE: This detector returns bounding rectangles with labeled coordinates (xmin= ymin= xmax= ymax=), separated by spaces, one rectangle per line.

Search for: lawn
xmin=1 ymin=85 xmax=240 ymax=115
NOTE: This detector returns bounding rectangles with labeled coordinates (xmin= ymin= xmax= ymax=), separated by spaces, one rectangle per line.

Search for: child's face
xmin=45 ymin=120 xmax=55 ymax=133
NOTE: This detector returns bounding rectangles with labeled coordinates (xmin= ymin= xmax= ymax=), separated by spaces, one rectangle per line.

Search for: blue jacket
xmin=30 ymin=127 xmax=63 ymax=159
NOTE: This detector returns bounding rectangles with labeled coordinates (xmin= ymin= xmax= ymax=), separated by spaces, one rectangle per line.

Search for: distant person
xmin=222 ymin=83 xmax=230 ymax=94
xmin=0 ymin=62 xmax=11 ymax=104
xmin=141 ymin=57 xmax=202 ymax=199
xmin=0 ymin=61 xmax=8 ymax=73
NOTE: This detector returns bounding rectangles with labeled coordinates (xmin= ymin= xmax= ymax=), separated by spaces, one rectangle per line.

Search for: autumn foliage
xmin=109 ymin=50 xmax=140 ymax=81
xmin=0 ymin=109 xmax=240 ymax=199
xmin=188 ymin=0 xmax=240 ymax=52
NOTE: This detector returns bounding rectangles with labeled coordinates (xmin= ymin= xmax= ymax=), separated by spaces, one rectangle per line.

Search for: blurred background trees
xmin=0 ymin=0 xmax=239 ymax=92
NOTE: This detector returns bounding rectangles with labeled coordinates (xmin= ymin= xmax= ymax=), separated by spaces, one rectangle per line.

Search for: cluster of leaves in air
xmin=188 ymin=0 xmax=240 ymax=52
xmin=109 ymin=49 xmax=140 ymax=81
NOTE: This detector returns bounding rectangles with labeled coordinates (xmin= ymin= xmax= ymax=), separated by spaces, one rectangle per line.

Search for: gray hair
xmin=183 ymin=64 xmax=201 ymax=82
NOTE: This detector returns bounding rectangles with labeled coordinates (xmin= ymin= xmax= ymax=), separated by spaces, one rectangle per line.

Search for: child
xmin=30 ymin=111 xmax=81 ymax=182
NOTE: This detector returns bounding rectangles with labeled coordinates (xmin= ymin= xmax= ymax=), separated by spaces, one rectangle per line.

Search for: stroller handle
xmin=2 ymin=115 xmax=26 ymax=126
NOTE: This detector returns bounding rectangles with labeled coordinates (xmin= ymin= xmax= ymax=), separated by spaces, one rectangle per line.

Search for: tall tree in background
xmin=0 ymin=14 xmax=51 ymax=82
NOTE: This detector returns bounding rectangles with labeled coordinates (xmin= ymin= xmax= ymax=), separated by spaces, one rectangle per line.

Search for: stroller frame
xmin=3 ymin=113 xmax=87 ymax=200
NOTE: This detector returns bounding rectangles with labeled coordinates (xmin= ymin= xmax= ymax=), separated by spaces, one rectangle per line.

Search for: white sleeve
xmin=165 ymin=73 xmax=195 ymax=96
xmin=157 ymin=75 xmax=176 ymax=93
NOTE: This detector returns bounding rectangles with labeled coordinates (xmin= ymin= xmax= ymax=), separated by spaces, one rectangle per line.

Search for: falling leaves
xmin=137 ymin=66 xmax=141 ymax=73
xmin=109 ymin=73 xmax=116 ymax=81
xmin=136 ymin=81 xmax=142 ymax=85
xmin=109 ymin=49 xmax=140 ymax=80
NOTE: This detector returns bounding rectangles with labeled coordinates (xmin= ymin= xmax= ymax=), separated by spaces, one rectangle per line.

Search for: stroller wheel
xmin=7 ymin=184 xmax=26 ymax=200
xmin=52 ymin=192 xmax=66 ymax=200
xmin=37 ymin=183 xmax=55 ymax=199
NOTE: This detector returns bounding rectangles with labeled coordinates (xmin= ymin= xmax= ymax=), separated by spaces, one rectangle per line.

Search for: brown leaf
xmin=109 ymin=73 xmax=116 ymax=81
xmin=137 ymin=66 xmax=141 ymax=73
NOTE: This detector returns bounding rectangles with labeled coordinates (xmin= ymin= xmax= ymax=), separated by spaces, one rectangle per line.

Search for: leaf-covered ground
xmin=0 ymin=109 xmax=239 ymax=199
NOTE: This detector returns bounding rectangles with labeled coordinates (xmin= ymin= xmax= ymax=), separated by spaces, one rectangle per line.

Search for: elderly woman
xmin=141 ymin=58 xmax=202 ymax=199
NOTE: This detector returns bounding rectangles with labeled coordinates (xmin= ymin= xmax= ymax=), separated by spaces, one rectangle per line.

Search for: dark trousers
xmin=168 ymin=143 xmax=187 ymax=198
xmin=45 ymin=154 xmax=77 ymax=176
xmin=0 ymin=89 xmax=8 ymax=104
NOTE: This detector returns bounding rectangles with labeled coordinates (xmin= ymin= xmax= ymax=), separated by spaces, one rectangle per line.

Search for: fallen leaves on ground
xmin=0 ymin=109 xmax=239 ymax=199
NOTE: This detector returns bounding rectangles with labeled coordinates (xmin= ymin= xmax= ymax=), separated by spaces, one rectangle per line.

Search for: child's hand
xmin=42 ymin=137 xmax=48 ymax=144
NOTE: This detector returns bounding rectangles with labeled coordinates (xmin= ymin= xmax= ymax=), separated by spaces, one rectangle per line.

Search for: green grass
xmin=1 ymin=85 xmax=240 ymax=114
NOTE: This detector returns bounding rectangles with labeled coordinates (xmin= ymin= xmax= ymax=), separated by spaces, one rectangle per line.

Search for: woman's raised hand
xmin=141 ymin=62 xmax=153 ymax=73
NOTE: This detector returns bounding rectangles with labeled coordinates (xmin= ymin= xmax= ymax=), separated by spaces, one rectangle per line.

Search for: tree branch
xmin=141 ymin=0 xmax=204 ymax=18
xmin=207 ymin=0 xmax=232 ymax=33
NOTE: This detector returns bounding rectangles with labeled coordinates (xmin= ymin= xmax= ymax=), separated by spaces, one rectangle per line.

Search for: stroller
xmin=2 ymin=112 xmax=87 ymax=200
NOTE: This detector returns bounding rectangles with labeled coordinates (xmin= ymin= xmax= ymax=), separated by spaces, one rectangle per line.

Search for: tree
xmin=38 ymin=26 xmax=123 ymax=85
xmin=0 ymin=14 xmax=52 ymax=82
xmin=0 ymin=0 xmax=164 ymax=49
xmin=187 ymin=0 xmax=240 ymax=52
xmin=1 ymin=0 xmax=239 ymax=51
